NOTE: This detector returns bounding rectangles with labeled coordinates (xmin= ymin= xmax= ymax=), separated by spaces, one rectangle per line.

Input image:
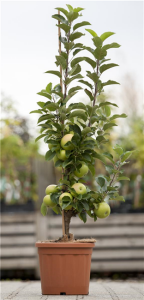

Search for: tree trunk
xmin=64 ymin=210 xmax=76 ymax=237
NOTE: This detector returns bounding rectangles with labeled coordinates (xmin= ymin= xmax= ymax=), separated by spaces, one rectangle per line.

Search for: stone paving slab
xmin=1 ymin=280 xmax=144 ymax=300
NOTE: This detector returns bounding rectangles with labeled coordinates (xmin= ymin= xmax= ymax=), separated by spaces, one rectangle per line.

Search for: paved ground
xmin=1 ymin=280 xmax=144 ymax=300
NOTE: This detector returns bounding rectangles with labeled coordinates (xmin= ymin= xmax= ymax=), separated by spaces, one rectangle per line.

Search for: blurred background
xmin=1 ymin=1 xmax=144 ymax=280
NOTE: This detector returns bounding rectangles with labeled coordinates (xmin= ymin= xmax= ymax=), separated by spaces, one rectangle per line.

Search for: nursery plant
xmin=33 ymin=4 xmax=134 ymax=295
xmin=31 ymin=4 xmax=132 ymax=239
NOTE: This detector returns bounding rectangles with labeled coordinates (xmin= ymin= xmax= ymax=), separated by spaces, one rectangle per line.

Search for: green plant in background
xmin=0 ymin=96 xmax=40 ymax=203
xmin=31 ymin=4 xmax=133 ymax=237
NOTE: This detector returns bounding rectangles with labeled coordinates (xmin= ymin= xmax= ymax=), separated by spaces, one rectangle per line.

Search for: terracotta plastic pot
xmin=36 ymin=242 xmax=95 ymax=295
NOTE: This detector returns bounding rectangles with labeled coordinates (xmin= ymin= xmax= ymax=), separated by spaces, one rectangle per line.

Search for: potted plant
xmin=31 ymin=4 xmax=132 ymax=295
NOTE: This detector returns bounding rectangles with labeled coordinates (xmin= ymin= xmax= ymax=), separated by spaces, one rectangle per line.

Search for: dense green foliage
xmin=31 ymin=4 xmax=132 ymax=222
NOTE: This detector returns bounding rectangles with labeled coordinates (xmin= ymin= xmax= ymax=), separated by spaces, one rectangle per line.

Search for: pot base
xmin=36 ymin=242 xmax=95 ymax=295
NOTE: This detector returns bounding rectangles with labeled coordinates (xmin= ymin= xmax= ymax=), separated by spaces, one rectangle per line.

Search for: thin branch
xmin=109 ymin=161 xmax=121 ymax=187
xmin=58 ymin=10 xmax=63 ymax=94
xmin=88 ymin=59 xmax=99 ymax=127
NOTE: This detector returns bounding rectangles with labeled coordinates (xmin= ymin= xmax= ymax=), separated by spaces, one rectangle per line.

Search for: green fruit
xmin=61 ymin=134 xmax=74 ymax=150
xmin=43 ymin=195 xmax=55 ymax=207
xmin=71 ymin=183 xmax=87 ymax=195
xmin=59 ymin=192 xmax=73 ymax=210
xmin=57 ymin=149 xmax=67 ymax=161
xmin=48 ymin=143 xmax=53 ymax=150
xmin=94 ymin=202 xmax=111 ymax=219
xmin=45 ymin=184 xmax=58 ymax=195
xmin=74 ymin=163 xmax=89 ymax=178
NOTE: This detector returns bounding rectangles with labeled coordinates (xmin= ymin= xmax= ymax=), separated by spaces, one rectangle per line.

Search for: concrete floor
xmin=1 ymin=280 xmax=144 ymax=300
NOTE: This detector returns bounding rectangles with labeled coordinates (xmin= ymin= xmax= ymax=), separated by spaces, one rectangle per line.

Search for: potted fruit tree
xmin=32 ymin=4 xmax=132 ymax=295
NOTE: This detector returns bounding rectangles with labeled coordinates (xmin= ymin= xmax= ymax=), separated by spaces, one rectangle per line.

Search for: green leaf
xmin=64 ymin=42 xmax=74 ymax=51
xmin=93 ymin=152 xmax=106 ymax=163
xmin=92 ymin=36 xmax=103 ymax=47
xmin=100 ymin=32 xmax=115 ymax=41
xmin=111 ymin=196 xmax=125 ymax=202
xmin=103 ymin=106 xmax=111 ymax=117
xmin=81 ymin=201 xmax=89 ymax=211
xmin=103 ymin=43 xmax=121 ymax=51
xmin=69 ymin=110 xmax=87 ymax=122
xmin=99 ymin=101 xmax=118 ymax=108
xmin=66 ymin=4 xmax=73 ymax=11
xmin=103 ymin=123 xmax=117 ymax=131
xmin=55 ymin=160 xmax=63 ymax=167
xmin=45 ymin=82 xmax=52 ymax=94
xmin=102 ymin=80 xmax=120 ymax=87
xmin=73 ymin=21 xmax=91 ymax=31
xmin=62 ymin=201 xmax=71 ymax=210
xmin=63 ymin=159 xmax=73 ymax=168
xmin=94 ymin=48 xmax=107 ymax=60
xmin=117 ymin=177 xmax=130 ymax=181
xmin=78 ymin=80 xmax=93 ymax=89
xmin=96 ymin=135 xmax=107 ymax=143
xmin=69 ymin=32 xmax=84 ymax=42
xmin=84 ymin=89 xmax=93 ymax=101
xmin=35 ymin=134 xmax=47 ymax=142
xmin=55 ymin=7 xmax=68 ymax=17
xmin=110 ymin=113 xmax=127 ymax=121
xmin=63 ymin=91 xmax=78 ymax=104
xmin=44 ymin=103 xmax=59 ymax=111
xmin=69 ymin=124 xmax=81 ymax=136
xmin=73 ymin=7 xmax=84 ymax=13
xmin=93 ymin=48 xmax=107 ymax=60
xmin=88 ymin=164 xmax=95 ymax=176
xmin=84 ymin=46 xmax=95 ymax=55
xmin=83 ymin=57 xmax=96 ymax=68
xmin=67 ymin=11 xmax=79 ymax=22
xmin=73 ymin=48 xmax=84 ymax=56
xmin=69 ymin=64 xmax=81 ymax=76
xmin=103 ymin=152 xmax=115 ymax=164
xmin=85 ymin=29 xmax=98 ymax=37
xmin=59 ymin=36 xmax=67 ymax=44
xmin=38 ymin=114 xmax=54 ymax=123
xmin=56 ymin=55 xmax=67 ymax=70
xmin=100 ymin=63 xmax=119 ymax=74
xmin=68 ymin=86 xmax=82 ymax=94
xmin=41 ymin=203 xmax=47 ymax=216
xmin=79 ymin=211 xmax=87 ymax=223
xmin=71 ymin=57 xmax=84 ymax=68
xmin=69 ymin=102 xmax=86 ymax=110
xmin=30 ymin=109 xmax=42 ymax=114
xmin=57 ymin=23 xmax=70 ymax=33
xmin=45 ymin=70 xmax=62 ymax=78
xmin=121 ymin=151 xmax=133 ymax=162
xmin=96 ymin=176 xmax=105 ymax=187
xmin=51 ymin=206 xmax=61 ymax=215
xmin=86 ymin=72 xmax=99 ymax=83
xmin=45 ymin=150 xmax=56 ymax=161
xmin=81 ymin=127 xmax=92 ymax=135
xmin=37 ymin=90 xmax=51 ymax=100
xmin=37 ymin=102 xmax=45 ymax=108
xmin=72 ymin=43 xmax=83 ymax=49
xmin=65 ymin=74 xmax=83 ymax=85
xmin=52 ymin=14 xmax=68 ymax=25
xmin=113 ymin=145 xmax=123 ymax=155
xmin=51 ymin=90 xmax=63 ymax=98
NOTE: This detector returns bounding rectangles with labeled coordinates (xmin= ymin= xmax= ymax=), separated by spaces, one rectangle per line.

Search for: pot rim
xmin=35 ymin=242 xmax=95 ymax=248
